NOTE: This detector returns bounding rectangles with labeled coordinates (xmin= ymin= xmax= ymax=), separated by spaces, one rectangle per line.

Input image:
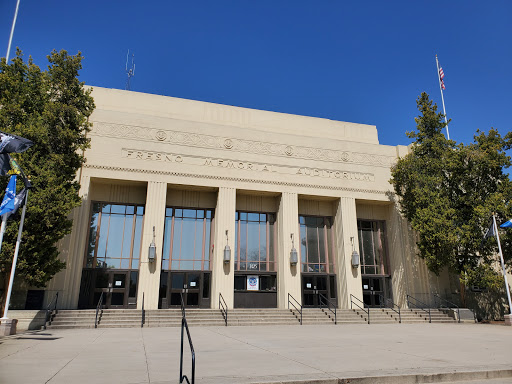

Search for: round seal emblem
xmin=224 ymin=138 xmax=233 ymax=149
xmin=155 ymin=130 xmax=167 ymax=141
xmin=340 ymin=152 xmax=350 ymax=162
xmin=285 ymin=145 xmax=293 ymax=156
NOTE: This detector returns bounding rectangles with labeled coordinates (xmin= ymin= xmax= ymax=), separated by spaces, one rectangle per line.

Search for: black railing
xmin=219 ymin=293 xmax=228 ymax=327
xmin=288 ymin=293 xmax=302 ymax=325
xmin=141 ymin=292 xmax=146 ymax=328
xmin=319 ymin=293 xmax=337 ymax=324
xmin=95 ymin=292 xmax=104 ymax=329
xmin=350 ymin=294 xmax=370 ymax=324
xmin=180 ymin=293 xmax=195 ymax=384
xmin=406 ymin=294 xmax=431 ymax=323
xmin=433 ymin=293 xmax=460 ymax=323
xmin=378 ymin=294 xmax=401 ymax=323
xmin=44 ymin=292 xmax=59 ymax=329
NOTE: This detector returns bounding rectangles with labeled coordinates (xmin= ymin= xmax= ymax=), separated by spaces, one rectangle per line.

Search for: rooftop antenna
xmin=125 ymin=50 xmax=135 ymax=91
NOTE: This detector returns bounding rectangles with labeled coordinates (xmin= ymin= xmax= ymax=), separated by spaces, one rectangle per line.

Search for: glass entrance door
xmin=301 ymin=274 xmax=336 ymax=307
xmin=362 ymin=276 xmax=385 ymax=307
xmin=81 ymin=270 xmax=138 ymax=309
xmin=160 ymin=271 xmax=211 ymax=308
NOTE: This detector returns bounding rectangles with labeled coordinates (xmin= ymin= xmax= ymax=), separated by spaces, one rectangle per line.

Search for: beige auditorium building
xmin=22 ymin=87 xmax=457 ymax=313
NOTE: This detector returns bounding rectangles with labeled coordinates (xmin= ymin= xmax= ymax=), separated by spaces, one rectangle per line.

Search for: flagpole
xmin=493 ymin=214 xmax=512 ymax=315
xmin=1 ymin=189 xmax=28 ymax=320
xmin=5 ymin=0 xmax=21 ymax=62
xmin=435 ymin=54 xmax=450 ymax=141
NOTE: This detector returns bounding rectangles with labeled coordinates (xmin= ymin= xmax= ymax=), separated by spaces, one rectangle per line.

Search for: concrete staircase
xmin=48 ymin=307 xmax=457 ymax=329
xmin=400 ymin=308 xmax=456 ymax=323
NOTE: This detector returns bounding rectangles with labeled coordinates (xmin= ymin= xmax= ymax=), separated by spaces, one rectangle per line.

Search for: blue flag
xmin=0 ymin=175 xmax=16 ymax=216
xmin=501 ymin=219 xmax=512 ymax=228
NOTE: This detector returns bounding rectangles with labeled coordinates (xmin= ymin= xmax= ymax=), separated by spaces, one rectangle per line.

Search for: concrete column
xmin=67 ymin=175 xmax=91 ymax=309
xmin=137 ymin=181 xmax=167 ymax=309
xmin=335 ymin=197 xmax=363 ymax=308
xmin=211 ymin=187 xmax=236 ymax=309
xmin=277 ymin=192 xmax=301 ymax=308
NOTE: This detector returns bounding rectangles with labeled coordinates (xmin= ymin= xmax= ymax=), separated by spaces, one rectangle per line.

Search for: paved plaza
xmin=1 ymin=323 xmax=512 ymax=383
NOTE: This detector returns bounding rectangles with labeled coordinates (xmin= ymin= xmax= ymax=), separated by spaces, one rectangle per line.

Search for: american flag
xmin=439 ymin=67 xmax=446 ymax=90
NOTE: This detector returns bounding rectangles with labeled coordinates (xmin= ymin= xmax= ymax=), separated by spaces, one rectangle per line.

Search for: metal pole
xmin=5 ymin=0 xmax=21 ymax=63
xmin=493 ymin=214 xmax=512 ymax=315
xmin=1 ymin=189 xmax=28 ymax=320
xmin=435 ymin=55 xmax=450 ymax=141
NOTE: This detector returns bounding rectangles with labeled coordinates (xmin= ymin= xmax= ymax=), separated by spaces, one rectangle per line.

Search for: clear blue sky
xmin=1 ymin=1 xmax=510 ymax=150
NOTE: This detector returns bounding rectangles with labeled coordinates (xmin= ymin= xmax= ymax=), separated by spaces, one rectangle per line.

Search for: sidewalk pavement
xmin=1 ymin=323 xmax=511 ymax=384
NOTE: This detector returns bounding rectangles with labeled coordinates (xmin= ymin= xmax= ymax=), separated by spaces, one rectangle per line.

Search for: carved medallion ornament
xmin=91 ymin=121 xmax=396 ymax=168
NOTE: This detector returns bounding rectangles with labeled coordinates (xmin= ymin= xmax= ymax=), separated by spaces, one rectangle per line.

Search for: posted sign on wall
xmin=247 ymin=275 xmax=259 ymax=291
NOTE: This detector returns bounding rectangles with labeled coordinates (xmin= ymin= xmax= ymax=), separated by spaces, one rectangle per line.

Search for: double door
xmin=362 ymin=276 xmax=390 ymax=307
xmin=302 ymin=274 xmax=337 ymax=308
xmin=79 ymin=269 xmax=138 ymax=309
xmin=159 ymin=271 xmax=211 ymax=308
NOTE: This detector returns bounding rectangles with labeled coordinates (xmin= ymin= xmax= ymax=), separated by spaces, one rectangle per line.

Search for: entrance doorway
xmin=78 ymin=269 xmax=138 ymax=309
xmin=301 ymin=274 xmax=337 ymax=308
xmin=362 ymin=276 xmax=391 ymax=307
xmin=159 ymin=271 xmax=211 ymax=308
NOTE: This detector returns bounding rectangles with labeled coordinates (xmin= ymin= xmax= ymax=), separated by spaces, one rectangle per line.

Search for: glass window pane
xmin=102 ymin=204 xmax=111 ymax=213
xmin=300 ymin=224 xmax=307 ymax=264
xmin=126 ymin=205 xmax=134 ymax=214
xmin=122 ymin=216 xmax=134 ymax=260
xmin=260 ymin=221 xmax=267 ymax=263
xmin=240 ymin=212 xmax=247 ymax=220
xmin=180 ymin=260 xmax=193 ymax=270
xmin=318 ymin=225 xmax=326 ymax=264
xmin=204 ymin=219 xmax=211 ymax=265
xmin=166 ymin=207 xmax=173 ymax=216
xmin=111 ymin=205 xmax=125 ymax=214
xmin=106 ymin=214 xmax=125 ymax=259
xmin=162 ymin=217 xmax=173 ymax=262
xmin=175 ymin=208 xmax=183 ymax=217
xmin=120 ymin=259 xmax=130 ymax=269
xmin=105 ymin=258 xmax=121 ymax=269
xmin=184 ymin=209 xmax=196 ymax=218
xmin=181 ymin=218 xmax=195 ymax=260
xmin=96 ymin=214 xmax=110 ymax=260
xmin=136 ymin=206 xmax=144 ymax=215
xmin=247 ymin=221 xmax=259 ymax=262
xmin=197 ymin=210 xmax=204 ymax=219
xmin=161 ymin=260 xmax=169 ymax=270
xmin=131 ymin=259 xmax=139 ymax=269
xmin=240 ymin=221 xmax=247 ymax=262
xmin=307 ymin=225 xmax=319 ymax=264
xmin=206 ymin=210 xmax=212 ymax=219
xmin=194 ymin=219 xmax=203 ymax=260
xmin=268 ymin=221 xmax=274 ymax=262
xmin=248 ymin=212 xmax=259 ymax=222
xmin=172 ymin=217 xmax=182 ymax=262
xmin=132 ymin=215 xmax=143 ymax=260
xmin=92 ymin=202 xmax=101 ymax=214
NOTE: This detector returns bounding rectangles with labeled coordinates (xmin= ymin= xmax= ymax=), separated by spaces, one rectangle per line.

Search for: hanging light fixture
xmin=148 ymin=226 xmax=156 ymax=262
xmin=223 ymin=230 xmax=231 ymax=263
xmin=290 ymin=233 xmax=298 ymax=266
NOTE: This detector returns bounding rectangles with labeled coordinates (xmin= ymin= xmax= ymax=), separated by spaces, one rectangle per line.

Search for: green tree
xmin=391 ymin=92 xmax=512 ymax=293
xmin=0 ymin=49 xmax=95 ymax=309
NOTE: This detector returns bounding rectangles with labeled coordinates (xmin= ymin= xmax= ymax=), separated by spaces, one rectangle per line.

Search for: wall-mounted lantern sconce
xmin=350 ymin=236 xmax=359 ymax=268
xmin=148 ymin=226 xmax=157 ymax=262
xmin=290 ymin=233 xmax=298 ymax=266
xmin=223 ymin=230 xmax=231 ymax=263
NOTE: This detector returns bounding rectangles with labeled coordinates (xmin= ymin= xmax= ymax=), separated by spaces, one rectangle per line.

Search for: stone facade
xmin=33 ymin=86 xmax=456 ymax=311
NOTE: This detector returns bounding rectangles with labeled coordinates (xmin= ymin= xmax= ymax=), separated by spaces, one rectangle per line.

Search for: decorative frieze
xmin=92 ymin=121 xmax=396 ymax=168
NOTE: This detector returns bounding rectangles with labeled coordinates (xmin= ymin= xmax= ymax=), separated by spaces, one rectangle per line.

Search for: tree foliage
xmin=391 ymin=92 xmax=512 ymax=290
xmin=0 ymin=49 xmax=95 ymax=291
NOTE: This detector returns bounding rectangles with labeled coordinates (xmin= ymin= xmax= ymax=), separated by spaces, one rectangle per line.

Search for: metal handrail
xmin=180 ymin=293 xmax=195 ymax=384
xmin=406 ymin=294 xmax=431 ymax=323
xmin=219 ymin=293 xmax=228 ymax=326
xmin=44 ymin=292 xmax=59 ymax=329
xmin=318 ymin=293 xmax=336 ymax=324
xmin=350 ymin=294 xmax=370 ymax=324
xmin=288 ymin=293 xmax=302 ymax=325
xmin=141 ymin=292 xmax=146 ymax=328
xmin=378 ymin=294 xmax=401 ymax=323
xmin=433 ymin=293 xmax=460 ymax=323
xmin=95 ymin=292 xmax=104 ymax=329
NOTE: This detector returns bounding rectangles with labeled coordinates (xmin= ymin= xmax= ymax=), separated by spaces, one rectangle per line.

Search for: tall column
xmin=277 ymin=192 xmax=301 ymax=308
xmin=335 ymin=197 xmax=363 ymax=308
xmin=211 ymin=187 xmax=236 ymax=309
xmin=67 ymin=175 xmax=92 ymax=309
xmin=137 ymin=181 xmax=167 ymax=309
